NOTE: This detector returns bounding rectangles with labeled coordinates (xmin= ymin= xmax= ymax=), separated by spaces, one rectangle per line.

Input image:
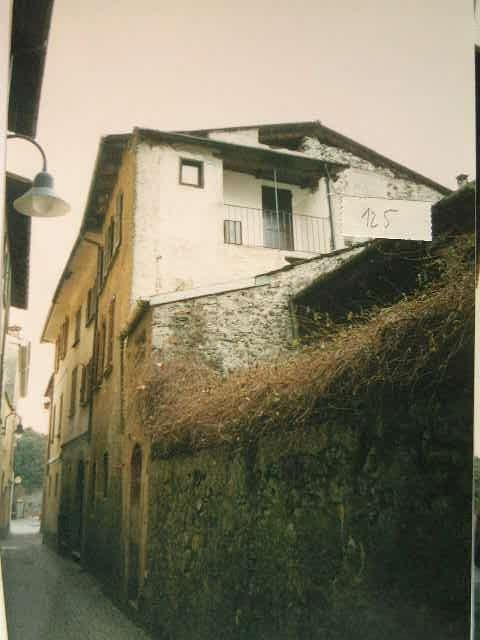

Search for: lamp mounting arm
xmin=7 ymin=133 xmax=48 ymax=172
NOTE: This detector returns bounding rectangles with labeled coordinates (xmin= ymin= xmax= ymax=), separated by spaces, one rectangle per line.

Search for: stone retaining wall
xmin=151 ymin=246 xmax=364 ymax=372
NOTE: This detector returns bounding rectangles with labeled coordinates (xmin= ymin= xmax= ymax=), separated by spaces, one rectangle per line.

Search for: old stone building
xmin=41 ymin=236 xmax=98 ymax=551
xmin=40 ymin=121 xmax=448 ymax=605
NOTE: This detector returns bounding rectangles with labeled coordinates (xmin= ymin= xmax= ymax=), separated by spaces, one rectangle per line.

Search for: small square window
xmin=179 ymin=159 xmax=203 ymax=188
xmin=224 ymin=220 xmax=243 ymax=245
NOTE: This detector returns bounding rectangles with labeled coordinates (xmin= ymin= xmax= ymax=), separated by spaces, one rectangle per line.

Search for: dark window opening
xmin=224 ymin=220 xmax=242 ymax=245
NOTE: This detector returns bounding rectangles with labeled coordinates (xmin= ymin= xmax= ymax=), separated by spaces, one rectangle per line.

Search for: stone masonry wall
xmin=142 ymin=376 xmax=471 ymax=640
xmin=151 ymin=245 xmax=364 ymax=373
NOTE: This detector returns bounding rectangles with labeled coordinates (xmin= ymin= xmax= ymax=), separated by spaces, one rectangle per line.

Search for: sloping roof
xmin=82 ymin=123 xmax=451 ymax=236
xmin=40 ymin=235 xmax=97 ymax=343
xmin=6 ymin=173 xmax=32 ymax=310
xmin=183 ymin=120 xmax=319 ymax=138
xmin=8 ymin=0 xmax=54 ymax=137
xmin=82 ymin=134 xmax=130 ymax=231
xmin=180 ymin=120 xmax=451 ymax=196
xmin=82 ymin=128 xmax=348 ymax=232
xmin=136 ymin=128 xmax=348 ymax=187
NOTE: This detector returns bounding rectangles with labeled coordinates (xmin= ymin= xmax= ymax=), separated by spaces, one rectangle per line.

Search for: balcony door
xmin=262 ymin=186 xmax=294 ymax=250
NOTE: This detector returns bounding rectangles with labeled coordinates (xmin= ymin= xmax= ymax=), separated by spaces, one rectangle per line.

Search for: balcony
xmin=223 ymin=204 xmax=332 ymax=254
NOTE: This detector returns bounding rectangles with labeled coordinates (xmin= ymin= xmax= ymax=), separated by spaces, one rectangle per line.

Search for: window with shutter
xmin=50 ymin=405 xmax=56 ymax=444
xmin=86 ymin=359 xmax=93 ymax=400
xmin=54 ymin=337 xmax=60 ymax=372
xmin=97 ymin=247 xmax=105 ymax=290
xmin=106 ymin=298 xmax=115 ymax=370
xmin=73 ymin=307 xmax=81 ymax=346
xmin=62 ymin=318 xmax=69 ymax=358
xmin=96 ymin=320 xmax=106 ymax=385
xmin=102 ymin=240 xmax=109 ymax=284
xmin=114 ymin=192 xmax=123 ymax=251
xmin=69 ymin=367 xmax=78 ymax=417
xmin=58 ymin=394 xmax=63 ymax=440
xmin=108 ymin=220 xmax=115 ymax=261
xmin=86 ymin=288 xmax=93 ymax=325
xmin=80 ymin=365 xmax=87 ymax=405
xmin=86 ymin=282 xmax=97 ymax=325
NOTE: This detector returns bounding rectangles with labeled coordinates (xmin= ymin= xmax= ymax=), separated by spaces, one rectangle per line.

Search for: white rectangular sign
xmin=340 ymin=195 xmax=433 ymax=241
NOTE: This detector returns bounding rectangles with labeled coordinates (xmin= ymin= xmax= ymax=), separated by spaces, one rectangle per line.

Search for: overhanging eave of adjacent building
xmin=6 ymin=172 xmax=32 ymax=310
xmin=8 ymin=0 xmax=54 ymax=137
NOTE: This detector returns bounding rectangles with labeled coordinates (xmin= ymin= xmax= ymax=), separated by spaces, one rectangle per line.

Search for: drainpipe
xmin=273 ymin=169 xmax=280 ymax=249
xmin=323 ymin=164 xmax=336 ymax=252
xmin=81 ymin=236 xmax=103 ymax=561
xmin=83 ymin=236 xmax=102 ymax=443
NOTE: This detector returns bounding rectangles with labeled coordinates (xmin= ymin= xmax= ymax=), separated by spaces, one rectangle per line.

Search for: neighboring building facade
xmin=0 ymin=0 xmax=54 ymax=534
xmin=40 ymin=122 xmax=448 ymax=600
xmin=0 ymin=327 xmax=30 ymax=537
xmin=41 ymin=239 xmax=97 ymax=551
xmin=2 ymin=0 xmax=54 ymax=386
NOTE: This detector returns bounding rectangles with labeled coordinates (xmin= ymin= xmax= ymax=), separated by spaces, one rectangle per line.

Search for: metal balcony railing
xmin=223 ymin=204 xmax=331 ymax=254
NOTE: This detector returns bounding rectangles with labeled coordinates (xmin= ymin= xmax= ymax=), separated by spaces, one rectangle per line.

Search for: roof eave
xmin=312 ymin=123 xmax=451 ymax=196
xmin=135 ymin=128 xmax=348 ymax=176
xmin=181 ymin=120 xmax=451 ymax=196
xmin=8 ymin=0 xmax=55 ymax=137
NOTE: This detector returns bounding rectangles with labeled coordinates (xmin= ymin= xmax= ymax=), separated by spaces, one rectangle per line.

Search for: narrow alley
xmin=1 ymin=519 xmax=152 ymax=639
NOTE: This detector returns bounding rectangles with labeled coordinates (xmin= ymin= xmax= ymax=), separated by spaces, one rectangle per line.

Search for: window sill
xmin=72 ymin=339 xmax=80 ymax=348
xmin=103 ymin=364 xmax=113 ymax=379
xmin=179 ymin=181 xmax=204 ymax=189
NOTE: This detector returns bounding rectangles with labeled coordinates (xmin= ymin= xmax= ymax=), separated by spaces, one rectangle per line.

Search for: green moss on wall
xmin=141 ymin=368 xmax=471 ymax=640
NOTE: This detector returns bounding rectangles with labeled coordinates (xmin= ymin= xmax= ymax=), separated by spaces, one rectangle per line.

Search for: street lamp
xmin=1 ymin=410 xmax=24 ymax=436
xmin=7 ymin=133 xmax=70 ymax=217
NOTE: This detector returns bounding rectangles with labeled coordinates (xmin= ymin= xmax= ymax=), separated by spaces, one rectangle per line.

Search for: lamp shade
xmin=13 ymin=171 xmax=70 ymax=217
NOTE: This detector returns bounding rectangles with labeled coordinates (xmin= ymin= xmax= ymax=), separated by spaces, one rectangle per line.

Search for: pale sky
xmin=6 ymin=0 xmax=477 ymax=433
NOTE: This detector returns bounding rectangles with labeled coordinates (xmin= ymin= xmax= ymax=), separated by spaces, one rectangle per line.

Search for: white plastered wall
xmin=132 ymin=142 xmax=333 ymax=300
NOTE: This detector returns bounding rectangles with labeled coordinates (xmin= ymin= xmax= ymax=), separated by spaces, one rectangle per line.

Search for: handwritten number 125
xmin=361 ymin=207 xmax=398 ymax=229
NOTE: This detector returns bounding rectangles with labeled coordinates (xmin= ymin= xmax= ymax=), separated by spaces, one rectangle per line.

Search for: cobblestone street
xmin=1 ymin=519 xmax=152 ymax=639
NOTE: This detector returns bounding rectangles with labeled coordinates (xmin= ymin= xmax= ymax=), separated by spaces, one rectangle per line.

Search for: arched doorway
xmin=128 ymin=444 xmax=142 ymax=602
